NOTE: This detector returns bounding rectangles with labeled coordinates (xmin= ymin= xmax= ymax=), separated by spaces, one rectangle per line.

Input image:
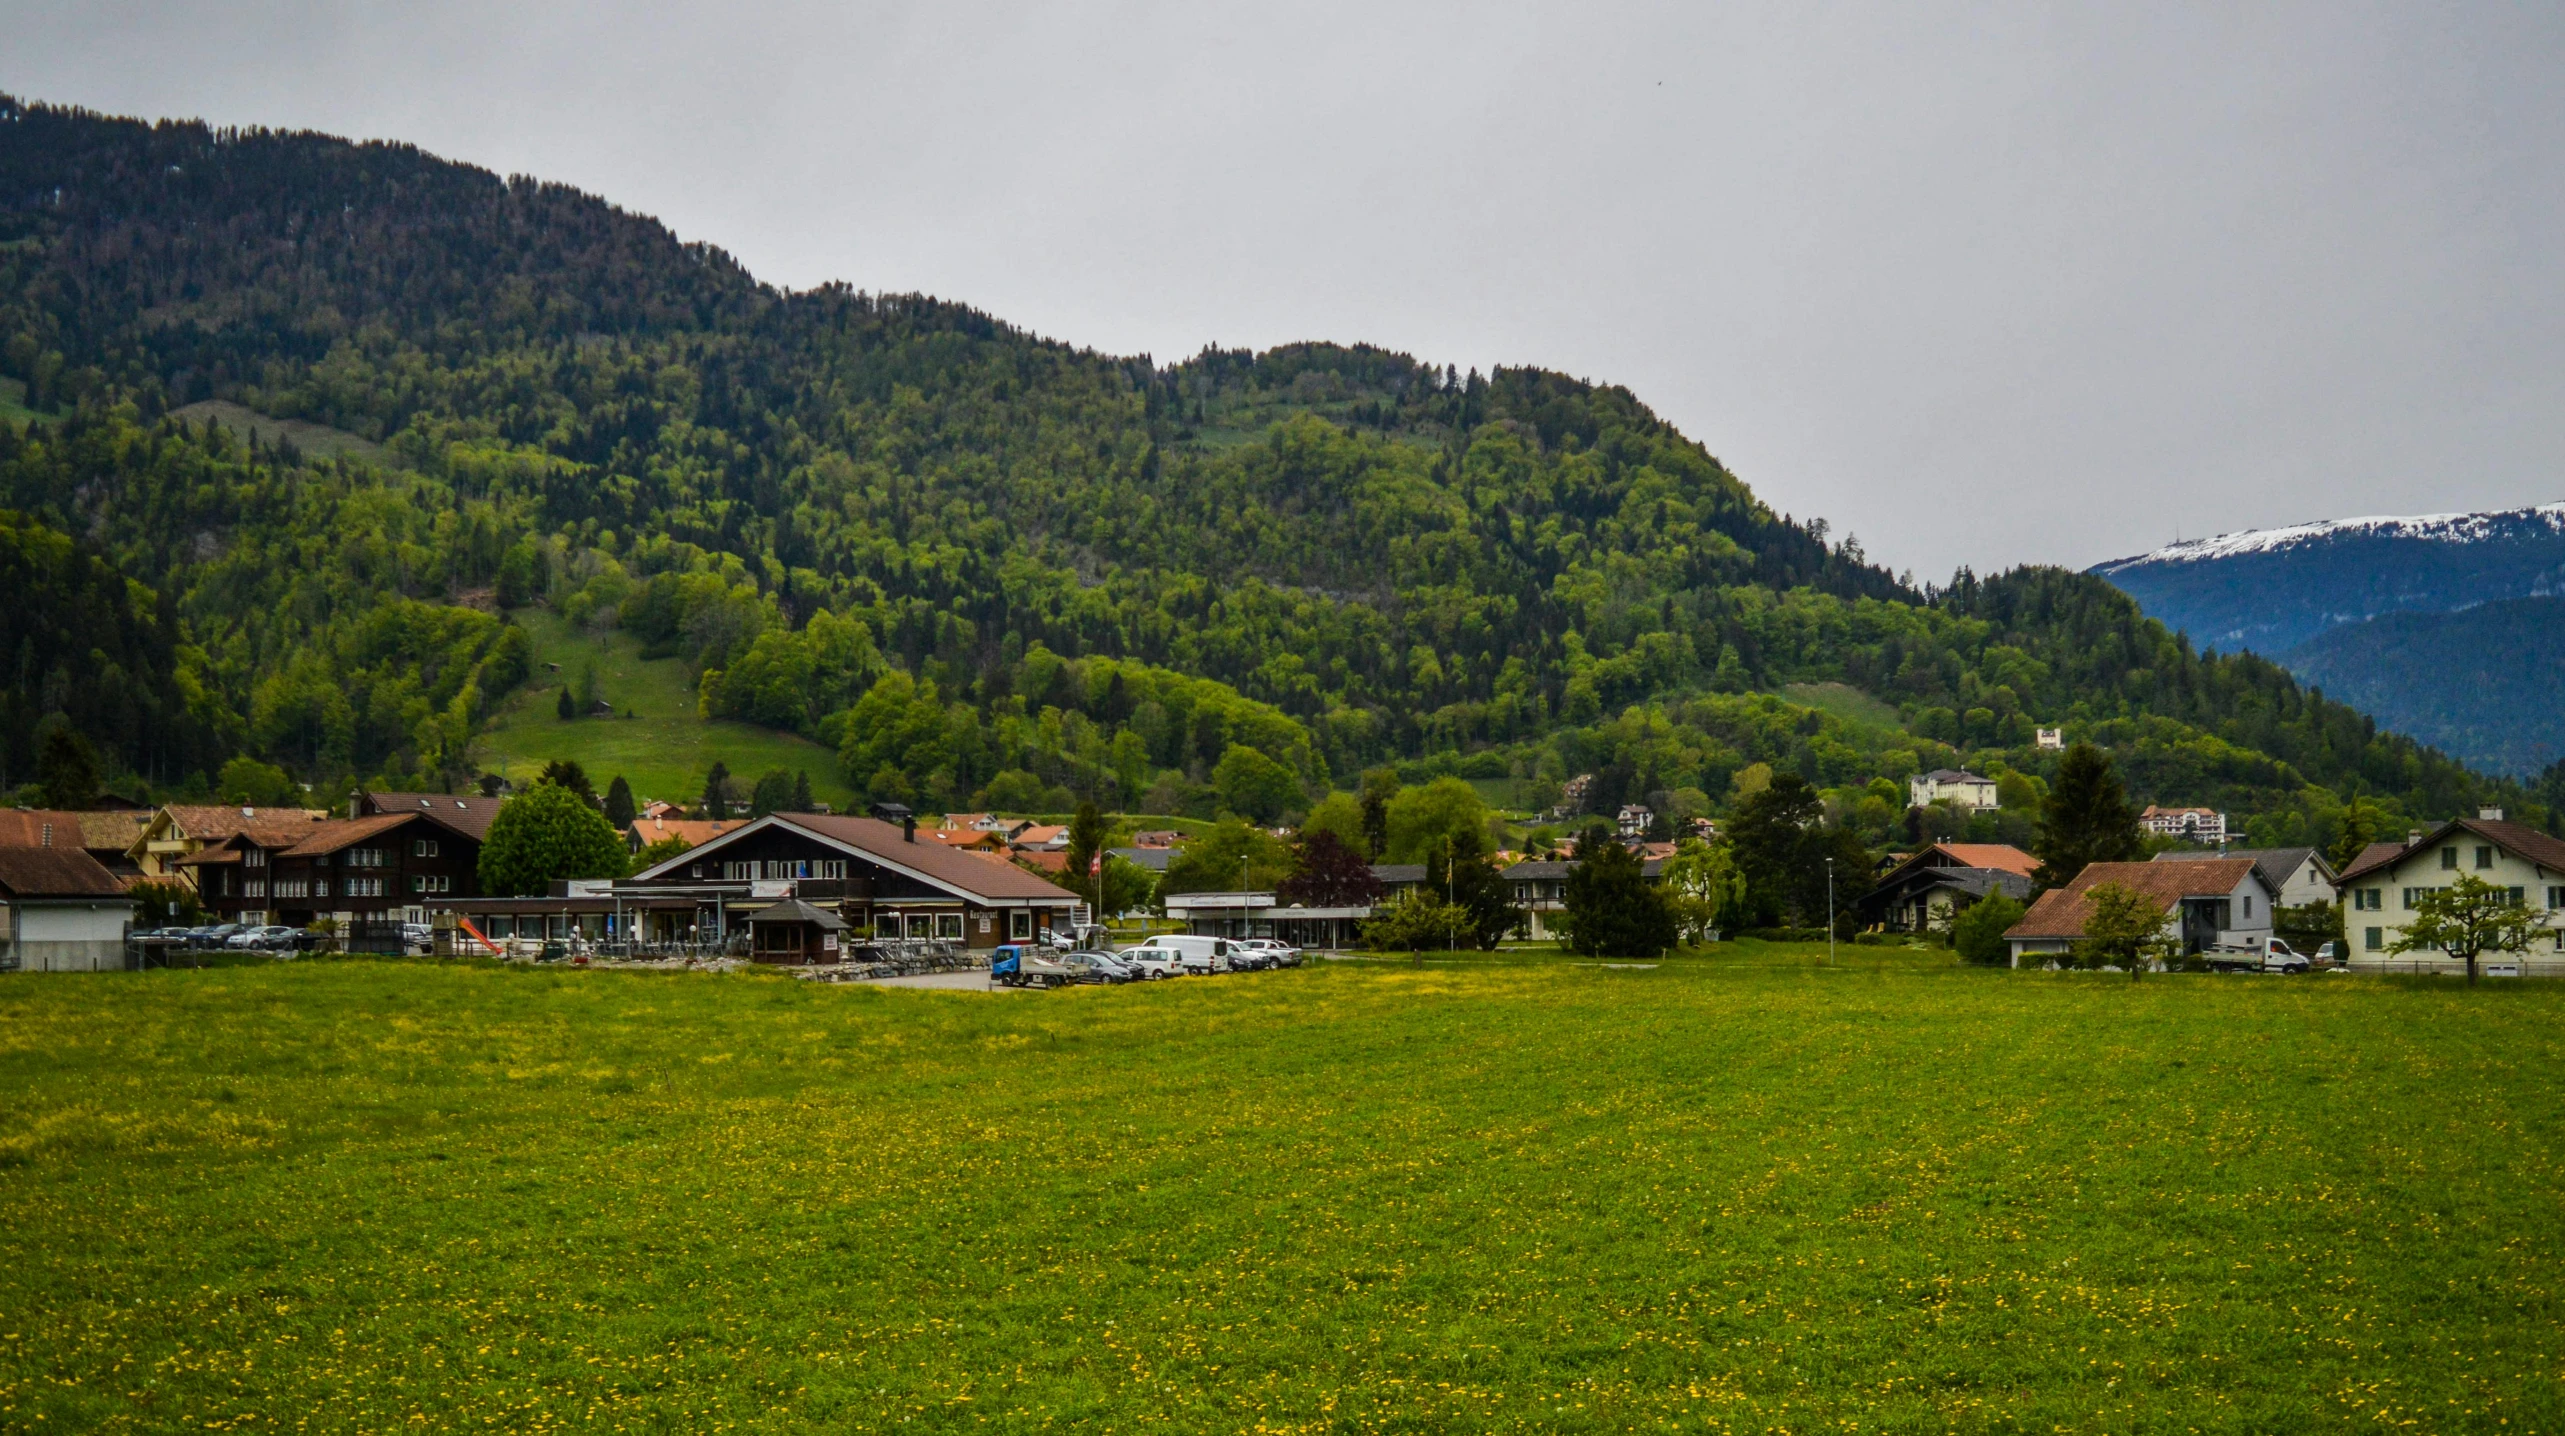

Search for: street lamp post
xmin=1824 ymin=856 xmax=1836 ymax=966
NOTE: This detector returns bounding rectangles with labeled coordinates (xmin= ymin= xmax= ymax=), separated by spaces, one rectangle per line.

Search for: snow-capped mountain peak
xmin=2093 ymin=502 xmax=2565 ymax=572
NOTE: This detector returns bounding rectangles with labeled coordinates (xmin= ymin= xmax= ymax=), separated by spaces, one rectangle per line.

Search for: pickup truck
xmin=990 ymin=943 xmax=1076 ymax=988
xmin=2205 ymin=937 xmax=2310 ymax=974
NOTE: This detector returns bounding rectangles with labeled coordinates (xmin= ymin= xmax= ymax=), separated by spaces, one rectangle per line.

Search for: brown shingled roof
xmin=0 ymin=810 xmax=90 ymax=848
xmin=646 ymin=814 xmax=1078 ymax=902
xmin=0 ymin=846 xmax=131 ymax=898
xmin=361 ymin=792 xmax=504 ymax=840
xmin=2005 ymin=859 xmax=2263 ymax=941
xmin=156 ymin=805 xmax=331 ymax=846
xmin=279 ymin=814 xmax=419 ymax=858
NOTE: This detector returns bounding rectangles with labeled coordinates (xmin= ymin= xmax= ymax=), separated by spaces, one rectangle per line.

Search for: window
xmin=274 ymin=879 xmax=309 ymax=900
xmin=2242 ymin=895 xmax=2254 ymax=918
xmin=724 ymin=861 xmax=754 ymax=881
xmin=312 ymin=878 xmax=329 ymax=899
xmin=2476 ymin=846 xmax=2495 ymax=870
xmin=413 ymin=838 xmax=440 ymax=858
xmin=244 ymin=879 xmax=268 ymax=898
xmin=344 ymin=876 xmax=385 ymax=898
xmin=2504 ymin=886 xmax=2525 ymax=907
xmin=937 ymin=913 xmax=963 ymax=940
xmin=2549 ymin=887 xmax=2565 ymax=911
xmin=1010 ymin=910 xmax=1032 ymax=940
xmin=2364 ymin=926 xmax=2382 ymax=951
xmin=2403 ymin=887 xmax=2433 ymax=910
xmin=689 ymin=863 xmax=705 ymax=878
xmin=345 ymin=848 xmax=385 ymax=868
xmin=486 ymin=915 xmax=514 ymax=938
xmin=2353 ymin=888 xmax=2382 ymax=911
xmin=244 ymin=848 xmax=268 ymax=868
xmin=410 ymin=875 xmax=452 ymax=895
xmin=818 ymin=860 xmax=847 ymax=879
xmin=2441 ymin=848 xmax=2459 ymax=870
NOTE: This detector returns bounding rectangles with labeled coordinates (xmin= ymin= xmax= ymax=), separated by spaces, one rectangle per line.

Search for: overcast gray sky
xmin=6 ymin=2 xmax=2562 ymax=578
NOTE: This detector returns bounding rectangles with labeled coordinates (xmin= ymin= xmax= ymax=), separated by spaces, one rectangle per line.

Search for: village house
xmin=0 ymin=847 xmax=135 ymax=972
xmin=1858 ymin=842 xmax=2040 ymax=933
xmin=1616 ymin=804 xmax=1654 ymax=837
xmin=2140 ymin=805 xmax=2228 ymax=845
xmin=626 ymin=812 xmax=1081 ymax=946
xmin=2332 ymin=810 xmax=2565 ymax=969
xmin=2002 ymin=858 xmax=2276 ymax=967
xmin=126 ymin=804 xmax=331 ymax=888
xmin=0 ymin=808 xmax=152 ymax=881
xmin=2036 ymin=727 xmax=2065 ymax=750
xmin=2152 ymin=846 xmax=2336 ymax=909
xmin=1501 ymin=851 xmax=1670 ymax=941
xmin=1909 ymin=769 xmax=1999 ymax=811
xmin=182 ymin=810 xmax=483 ymax=937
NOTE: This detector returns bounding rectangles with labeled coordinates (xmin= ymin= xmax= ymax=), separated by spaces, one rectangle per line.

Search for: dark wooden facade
xmin=187 ymin=812 xmax=481 ymax=928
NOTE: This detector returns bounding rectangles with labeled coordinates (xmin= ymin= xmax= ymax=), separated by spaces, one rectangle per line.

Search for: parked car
xmin=1060 ymin=950 xmax=1136 ymax=984
xmin=991 ymin=943 xmax=1076 ymax=988
xmin=1120 ymin=946 xmax=1183 ymax=980
xmin=188 ymin=923 xmax=244 ymax=948
xmin=1236 ymin=938 xmax=1302 ymax=968
xmin=401 ymin=922 xmax=433 ymax=953
xmin=2312 ymin=940 xmax=2342 ymax=967
xmin=242 ymin=925 xmax=305 ymax=951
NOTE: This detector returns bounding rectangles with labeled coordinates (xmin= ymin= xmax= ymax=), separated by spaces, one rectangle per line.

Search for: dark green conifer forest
xmin=0 ymin=94 xmax=2536 ymax=844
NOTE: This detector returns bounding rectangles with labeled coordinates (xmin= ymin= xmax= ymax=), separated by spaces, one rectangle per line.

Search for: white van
xmin=1126 ymin=934 xmax=1233 ymax=975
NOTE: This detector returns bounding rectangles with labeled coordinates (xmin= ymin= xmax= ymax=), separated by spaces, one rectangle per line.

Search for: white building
xmin=0 ymin=847 xmax=137 ymax=972
xmin=2153 ymin=847 xmax=2336 ymax=909
xmin=1616 ymin=804 xmax=1654 ymax=837
xmin=2035 ymin=727 xmax=2065 ymax=750
xmin=2335 ymin=811 xmax=2565 ymax=971
xmin=1909 ymin=769 xmax=1999 ymax=811
xmin=2139 ymin=805 xmax=2227 ymax=845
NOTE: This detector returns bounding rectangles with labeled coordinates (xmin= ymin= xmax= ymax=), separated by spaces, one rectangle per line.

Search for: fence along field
xmin=1 ymin=947 xmax=2558 ymax=1432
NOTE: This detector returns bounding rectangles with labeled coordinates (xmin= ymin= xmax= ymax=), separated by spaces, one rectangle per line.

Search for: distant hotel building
xmin=2139 ymin=805 xmax=2227 ymax=846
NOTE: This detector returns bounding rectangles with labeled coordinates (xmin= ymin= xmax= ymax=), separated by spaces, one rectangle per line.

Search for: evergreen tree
xmin=34 ymin=720 xmax=98 ymax=809
xmin=2033 ymin=743 xmax=2144 ymax=888
xmin=1063 ymin=800 xmax=1107 ymax=902
xmin=1426 ymin=843 xmax=1517 ymax=951
xmin=1560 ymin=833 xmax=1675 ymax=957
xmin=556 ymin=686 xmax=576 ymax=721
xmin=539 ymin=759 xmax=595 ymax=803
xmin=702 ymin=762 xmax=733 ymax=819
xmin=1358 ymin=768 xmax=1398 ymax=859
xmin=790 ymin=770 xmax=814 ymax=812
xmin=603 ymin=774 xmax=636 ymax=828
xmin=749 ymin=770 xmax=795 ymax=818
xmin=478 ymin=780 xmax=629 ymax=896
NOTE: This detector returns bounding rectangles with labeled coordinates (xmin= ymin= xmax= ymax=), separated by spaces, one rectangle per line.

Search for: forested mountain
xmin=0 ymin=93 xmax=2543 ymax=847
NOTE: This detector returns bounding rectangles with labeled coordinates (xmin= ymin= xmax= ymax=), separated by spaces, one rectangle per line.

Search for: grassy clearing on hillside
xmin=0 ymin=376 xmax=51 ymax=426
xmin=167 ymin=400 xmax=404 ymax=467
xmin=477 ymin=610 xmax=852 ymax=810
xmin=3 ymin=950 xmax=2560 ymax=1433
xmin=1781 ymin=681 xmax=1908 ymax=737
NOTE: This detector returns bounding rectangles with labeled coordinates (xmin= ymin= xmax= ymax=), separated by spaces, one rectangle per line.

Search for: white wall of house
xmin=2271 ymin=856 xmax=2337 ymax=910
xmin=2341 ymin=841 xmax=2565 ymax=962
xmin=2 ymin=900 xmax=135 ymax=972
xmin=1910 ymin=774 xmax=1998 ymax=809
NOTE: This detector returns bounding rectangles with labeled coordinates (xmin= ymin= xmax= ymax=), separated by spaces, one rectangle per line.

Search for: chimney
xmin=2479 ymin=807 xmax=2505 ymax=822
xmin=904 ymin=815 xmax=916 ymax=844
xmin=2408 ymin=829 xmax=2424 ymax=847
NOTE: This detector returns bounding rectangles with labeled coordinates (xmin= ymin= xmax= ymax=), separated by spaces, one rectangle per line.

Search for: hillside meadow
xmin=1 ymin=948 xmax=2559 ymax=1433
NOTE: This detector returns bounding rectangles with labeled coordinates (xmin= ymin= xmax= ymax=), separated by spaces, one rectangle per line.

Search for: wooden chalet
xmin=181 ymin=810 xmax=483 ymax=932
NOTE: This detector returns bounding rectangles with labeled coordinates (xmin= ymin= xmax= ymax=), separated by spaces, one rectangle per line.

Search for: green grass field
xmin=167 ymin=400 xmax=405 ymax=468
xmin=477 ymin=610 xmax=853 ymax=811
xmin=4 ymin=949 xmax=2560 ymax=1433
